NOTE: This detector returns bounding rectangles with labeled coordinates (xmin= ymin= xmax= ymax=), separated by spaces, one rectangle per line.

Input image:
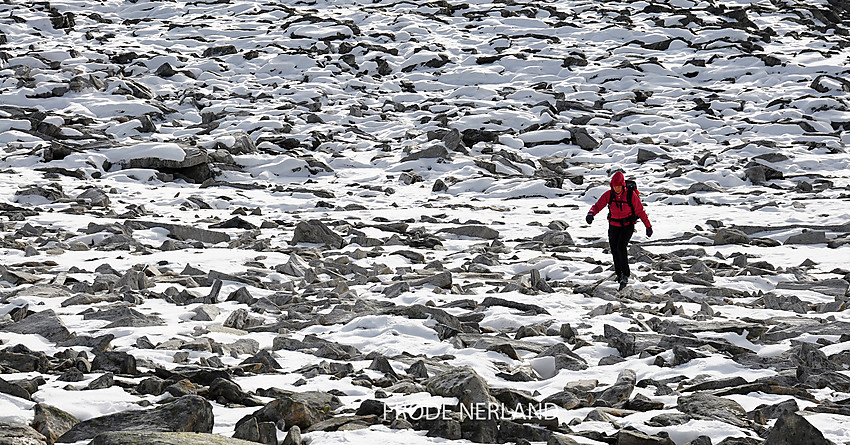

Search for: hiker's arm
xmin=588 ymin=190 xmax=611 ymax=217
xmin=632 ymin=192 xmax=651 ymax=228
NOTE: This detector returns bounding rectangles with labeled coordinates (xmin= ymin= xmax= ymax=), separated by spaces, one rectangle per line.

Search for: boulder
xmin=291 ymin=220 xmax=345 ymax=249
xmin=764 ymin=412 xmax=832 ymax=445
xmin=424 ymin=366 xmax=493 ymax=408
xmin=56 ymin=395 xmax=213 ymax=443
xmin=677 ymin=393 xmax=748 ymax=428
xmin=0 ymin=422 xmax=47 ymax=445
xmin=2 ymin=310 xmax=73 ymax=343
xmin=32 ymin=404 xmax=79 ymax=445
xmin=89 ymin=432 xmax=258 ymax=445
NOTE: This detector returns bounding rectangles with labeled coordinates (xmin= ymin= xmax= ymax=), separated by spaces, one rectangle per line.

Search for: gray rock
xmin=401 ymin=145 xmax=449 ymax=162
xmin=677 ymin=393 xmax=748 ymax=428
xmin=91 ymin=351 xmax=138 ymax=375
xmin=89 ymin=432 xmax=258 ymax=445
xmin=56 ymin=395 xmax=214 ymax=443
xmin=0 ymin=376 xmax=31 ymax=400
xmin=775 ymin=278 xmax=849 ymax=297
xmin=86 ymin=372 xmax=114 ymax=390
xmin=192 ymin=304 xmax=221 ymax=321
xmin=547 ymin=433 xmax=580 ymax=445
xmin=83 ymin=307 xmax=164 ymax=328
xmin=536 ymin=343 xmax=588 ymax=371
xmin=129 ymin=221 xmax=231 ymax=244
xmin=714 ymin=228 xmax=750 ymax=245
xmin=785 ymin=230 xmax=827 ymax=245
xmin=281 ymin=426 xmax=302 ymax=445
xmin=223 ymin=308 xmax=264 ymax=331
xmin=239 ymin=391 xmax=342 ymax=430
xmin=764 ymin=412 xmax=833 ymax=445
xmin=617 ymin=429 xmax=675 ymax=445
xmin=594 ymin=369 xmax=636 ymax=407
xmin=233 ymin=416 xmax=276 ymax=445
xmin=424 ymin=366 xmax=493 ymax=408
xmin=2 ymin=310 xmax=73 ymax=343
xmin=438 ymin=225 xmax=499 ymax=240
xmin=77 ymin=188 xmax=110 ymax=207
xmin=291 ymin=220 xmax=345 ymax=249
xmin=32 ymin=403 xmax=78 ymax=445
xmin=0 ymin=422 xmax=47 ymax=445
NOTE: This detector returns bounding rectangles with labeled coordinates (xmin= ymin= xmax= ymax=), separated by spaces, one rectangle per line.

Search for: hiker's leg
xmin=617 ymin=225 xmax=635 ymax=279
xmin=608 ymin=225 xmax=625 ymax=278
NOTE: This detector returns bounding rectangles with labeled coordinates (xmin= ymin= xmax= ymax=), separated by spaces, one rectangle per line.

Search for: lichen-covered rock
xmin=0 ymin=421 xmax=48 ymax=445
xmin=89 ymin=431 xmax=259 ymax=445
xmin=56 ymin=395 xmax=213 ymax=443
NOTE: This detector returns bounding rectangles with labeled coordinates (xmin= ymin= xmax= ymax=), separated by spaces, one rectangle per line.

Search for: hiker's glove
xmin=646 ymin=226 xmax=653 ymax=237
xmin=586 ymin=213 xmax=594 ymax=224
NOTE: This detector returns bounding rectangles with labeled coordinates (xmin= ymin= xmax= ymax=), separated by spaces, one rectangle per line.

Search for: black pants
xmin=608 ymin=224 xmax=634 ymax=279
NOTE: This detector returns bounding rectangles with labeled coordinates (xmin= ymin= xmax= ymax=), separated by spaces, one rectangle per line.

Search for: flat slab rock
xmin=89 ymin=431 xmax=259 ymax=445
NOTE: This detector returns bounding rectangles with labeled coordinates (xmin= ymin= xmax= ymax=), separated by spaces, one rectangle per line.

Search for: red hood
xmin=611 ymin=171 xmax=626 ymax=187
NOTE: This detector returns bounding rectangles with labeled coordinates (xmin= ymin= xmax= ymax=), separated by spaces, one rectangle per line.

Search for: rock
xmin=32 ymin=403 xmax=79 ymax=445
xmin=438 ymin=225 xmax=500 ymax=240
xmin=232 ymin=416 xmax=277 ymax=445
xmin=129 ymin=221 xmax=231 ymax=244
xmin=714 ymin=228 xmax=750 ymax=245
xmin=617 ymin=429 xmax=676 ymax=445
xmin=91 ymin=351 xmax=138 ymax=375
xmin=784 ymin=230 xmax=827 ymax=245
xmin=424 ymin=366 xmax=493 ymax=408
xmin=764 ymin=412 xmax=832 ymax=445
xmin=239 ymin=391 xmax=342 ymax=430
xmin=594 ymin=369 xmax=636 ymax=407
xmin=0 ymin=376 xmax=31 ymax=400
xmin=89 ymin=432 xmax=259 ymax=445
xmin=291 ymin=220 xmax=345 ymax=249
xmin=56 ymin=395 xmax=214 ymax=443
xmin=401 ymin=145 xmax=449 ymax=162
xmin=86 ymin=372 xmax=114 ymax=390
xmin=0 ymin=422 xmax=47 ymax=445
xmin=2 ymin=310 xmax=73 ymax=343
xmin=677 ymin=393 xmax=748 ymax=428
xmin=191 ymin=304 xmax=221 ymax=321
xmin=547 ymin=433 xmax=580 ymax=445
xmin=281 ymin=426 xmax=302 ymax=445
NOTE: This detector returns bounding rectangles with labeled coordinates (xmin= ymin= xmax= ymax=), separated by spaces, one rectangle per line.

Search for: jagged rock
xmin=32 ymin=403 xmax=79 ymax=445
xmin=594 ymin=369 xmax=636 ymax=407
xmin=91 ymin=351 xmax=138 ymax=375
xmin=401 ymin=145 xmax=449 ymax=162
xmin=291 ymin=220 xmax=345 ymax=249
xmin=233 ymin=417 xmax=277 ymax=445
xmin=83 ymin=307 xmax=164 ymax=328
xmin=89 ymin=432 xmax=258 ymax=445
xmin=56 ymin=395 xmax=213 ymax=443
xmin=764 ymin=412 xmax=832 ymax=445
xmin=2 ymin=310 xmax=73 ymax=343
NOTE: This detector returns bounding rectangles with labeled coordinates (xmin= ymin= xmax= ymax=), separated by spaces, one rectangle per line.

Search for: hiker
xmin=585 ymin=171 xmax=652 ymax=290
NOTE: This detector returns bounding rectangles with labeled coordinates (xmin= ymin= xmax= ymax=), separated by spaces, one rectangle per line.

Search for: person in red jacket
xmin=586 ymin=171 xmax=652 ymax=290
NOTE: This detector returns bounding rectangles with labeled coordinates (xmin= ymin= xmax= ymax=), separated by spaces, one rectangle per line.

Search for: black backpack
xmin=607 ymin=179 xmax=639 ymax=225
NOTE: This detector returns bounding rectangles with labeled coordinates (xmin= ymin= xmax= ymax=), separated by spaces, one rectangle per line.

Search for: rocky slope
xmin=2 ymin=0 xmax=850 ymax=444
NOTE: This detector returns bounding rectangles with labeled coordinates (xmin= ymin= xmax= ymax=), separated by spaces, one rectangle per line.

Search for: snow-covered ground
xmin=2 ymin=0 xmax=850 ymax=444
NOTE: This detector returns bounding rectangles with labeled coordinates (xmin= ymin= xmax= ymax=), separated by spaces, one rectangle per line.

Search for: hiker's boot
xmin=618 ymin=275 xmax=629 ymax=291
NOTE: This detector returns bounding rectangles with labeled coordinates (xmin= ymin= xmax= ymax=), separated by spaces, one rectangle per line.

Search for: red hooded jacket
xmin=588 ymin=172 xmax=651 ymax=228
